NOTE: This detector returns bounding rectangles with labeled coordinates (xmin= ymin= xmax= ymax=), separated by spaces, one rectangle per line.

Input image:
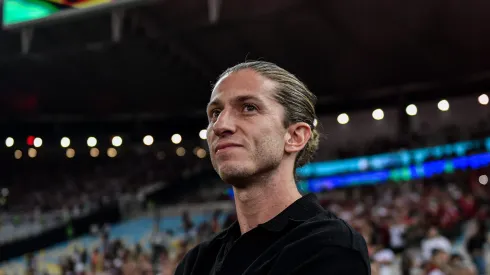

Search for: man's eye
xmin=211 ymin=110 xmax=221 ymax=118
xmin=243 ymin=104 xmax=257 ymax=112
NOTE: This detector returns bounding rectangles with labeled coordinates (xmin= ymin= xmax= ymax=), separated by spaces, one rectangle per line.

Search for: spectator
xmin=210 ymin=209 xmax=222 ymax=234
xmin=389 ymin=214 xmax=407 ymax=254
xmin=447 ymin=254 xmax=475 ymax=275
xmin=122 ymin=249 xmax=137 ymax=275
xmin=466 ymin=221 xmax=487 ymax=275
xmin=372 ymin=241 xmax=396 ymax=275
xmin=421 ymin=226 xmax=452 ymax=262
xmin=136 ymin=254 xmax=153 ymax=275
xmin=181 ymin=211 xmax=193 ymax=233
xmin=425 ymin=248 xmax=450 ymax=275
xmin=459 ymin=193 xmax=477 ymax=220
xmin=404 ymin=213 xmax=426 ymax=249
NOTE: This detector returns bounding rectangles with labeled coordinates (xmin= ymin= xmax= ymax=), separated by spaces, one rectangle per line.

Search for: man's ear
xmin=284 ymin=122 xmax=311 ymax=154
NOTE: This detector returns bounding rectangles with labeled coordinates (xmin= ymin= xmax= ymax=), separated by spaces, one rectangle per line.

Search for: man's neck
xmin=232 ymin=170 xmax=302 ymax=234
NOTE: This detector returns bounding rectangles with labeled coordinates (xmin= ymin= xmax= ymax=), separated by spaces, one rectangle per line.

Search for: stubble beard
xmin=215 ymin=152 xmax=282 ymax=189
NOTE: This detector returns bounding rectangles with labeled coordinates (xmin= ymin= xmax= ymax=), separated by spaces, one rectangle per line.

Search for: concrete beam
xmin=208 ymin=0 xmax=222 ymax=23
xmin=20 ymin=28 xmax=34 ymax=54
xmin=111 ymin=9 xmax=125 ymax=43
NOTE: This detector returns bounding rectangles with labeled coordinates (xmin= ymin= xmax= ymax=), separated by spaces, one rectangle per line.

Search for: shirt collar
xmin=258 ymin=193 xmax=323 ymax=232
xmin=219 ymin=193 xmax=324 ymax=237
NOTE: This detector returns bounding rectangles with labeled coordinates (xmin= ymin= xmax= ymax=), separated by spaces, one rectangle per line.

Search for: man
xmin=425 ymin=249 xmax=450 ymax=275
xmin=175 ymin=61 xmax=370 ymax=275
xmin=421 ymin=226 xmax=452 ymax=262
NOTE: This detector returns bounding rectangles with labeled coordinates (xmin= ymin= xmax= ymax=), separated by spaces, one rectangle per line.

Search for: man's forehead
xmin=209 ymin=69 xmax=276 ymax=103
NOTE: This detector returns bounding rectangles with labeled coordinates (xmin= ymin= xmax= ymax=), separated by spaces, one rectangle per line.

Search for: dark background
xmin=0 ymin=0 xmax=489 ymax=125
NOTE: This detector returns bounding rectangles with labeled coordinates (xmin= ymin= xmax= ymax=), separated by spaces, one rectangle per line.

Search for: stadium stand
xmin=1 ymin=166 xmax=489 ymax=275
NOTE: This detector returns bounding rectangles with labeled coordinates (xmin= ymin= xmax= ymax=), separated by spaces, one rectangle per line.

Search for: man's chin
xmin=217 ymin=165 xmax=253 ymax=186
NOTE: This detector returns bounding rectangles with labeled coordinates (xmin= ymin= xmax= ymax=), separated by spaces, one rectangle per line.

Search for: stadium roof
xmin=1 ymin=0 xmax=490 ymax=122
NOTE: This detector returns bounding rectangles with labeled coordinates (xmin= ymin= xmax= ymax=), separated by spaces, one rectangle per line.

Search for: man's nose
xmin=212 ymin=110 xmax=236 ymax=137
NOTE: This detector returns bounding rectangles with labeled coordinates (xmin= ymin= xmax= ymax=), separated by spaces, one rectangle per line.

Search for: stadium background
xmin=1 ymin=0 xmax=490 ymax=274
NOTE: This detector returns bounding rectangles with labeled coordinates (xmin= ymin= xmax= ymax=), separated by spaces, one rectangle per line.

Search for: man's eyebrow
xmin=234 ymin=95 xmax=263 ymax=104
xmin=207 ymin=95 xmax=263 ymax=110
xmin=207 ymin=99 xmax=221 ymax=110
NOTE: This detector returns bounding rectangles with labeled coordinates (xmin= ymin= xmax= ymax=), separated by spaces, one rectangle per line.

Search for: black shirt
xmin=175 ymin=194 xmax=370 ymax=275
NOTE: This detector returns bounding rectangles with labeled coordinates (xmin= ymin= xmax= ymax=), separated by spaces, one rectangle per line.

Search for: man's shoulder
xmin=177 ymin=229 xmax=229 ymax=265
xmin=174 ymin=237 xmax=215 ymax=275
xmin=277 ymin=211 xmax=370 ymax=273
xmin=289 ymin=211 xmax=366 ymax=250
xmin=180 ymin=235 xmax=218 ymax=259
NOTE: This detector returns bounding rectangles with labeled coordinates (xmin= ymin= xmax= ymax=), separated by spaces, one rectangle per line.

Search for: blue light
xmin=297 ymin=138 xmax=484 ymax=178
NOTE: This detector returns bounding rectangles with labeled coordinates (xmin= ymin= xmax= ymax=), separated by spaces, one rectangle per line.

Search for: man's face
xmin=206 ymin=69 xmax=287 ymax=186
xmin=434 ymin=251 xmax=449 ymax=265
xmin=427 ymin=227 xmax=438 ymax=238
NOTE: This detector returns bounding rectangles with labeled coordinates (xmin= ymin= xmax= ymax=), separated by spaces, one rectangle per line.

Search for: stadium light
xmin=90 ymin=148 xmax=100 ymax=157
xmin=337 ymin=113 xmax=349 ymax=125
xmin=5 ymin=137 xmax=14 ymax=147
xmin=66 ymin=148 xmax=75 ymax=158
xmin=405 ymin=104 xmax=418 ymax=116
xmin=196 ymin=148 xmax=207 ymax=159
xmin=107 ymin=148 xmax=117 ymax=158
xmin=437 ymin=99 xmax=450 ymax=111
xmin=478 ymin=94 xmax=489 ymax=105
xmin=14 ymin=150 xmax=22 ymax=159
xmin=33 ymin=137 xmax=43 ymax=148
xmin=112 ymin=136 xmax=122 ymax=147
xmin=479 ymin=175 xmax=488 ymax=185
xmin=87 ymin=137 xmax=97 ymax=147
xmin=61 ymin=137 xmax=70 ymax=148
xmin=26 ymin=136 xmax=34 ymax=146
xmin=143 ymin=135 xmax=154 ymax=146
xmin=176 ymin=147 xmax=186 ymax=156
xmin=372 ymin=109 xmax=384 ymax=120
xmin=199 ymin=130 xmax=207 ymax=140
xmin=171 ymin=134 xmax=182 ymax=144
xmin=28 ymin=148 xmax=37 ymax=158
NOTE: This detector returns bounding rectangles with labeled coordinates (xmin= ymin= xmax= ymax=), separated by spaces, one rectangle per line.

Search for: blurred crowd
xmin=0 ymin=148 xmax=211 ymax=244
xmin=328 ymin=167 xmax=490 ymax=275
xmin=9 ymin=165 xmax=488 ymax=275
xmin=1 ymin=149 xmax=207 ymax=214
xmin=16 ymin=209 xmax=237 ymax=275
